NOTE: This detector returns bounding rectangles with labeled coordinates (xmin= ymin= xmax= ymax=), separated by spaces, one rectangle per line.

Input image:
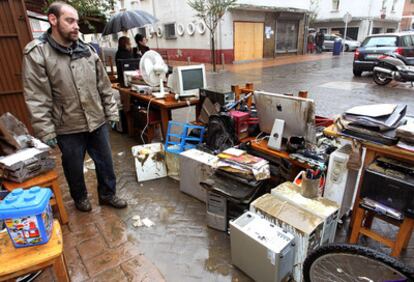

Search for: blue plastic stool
xmin=164 ymin=121 xmax=205 ymax=154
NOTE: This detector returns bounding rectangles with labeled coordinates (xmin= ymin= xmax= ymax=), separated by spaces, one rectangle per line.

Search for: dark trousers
xmin=57 ymin=124 xmax=116 ymax=202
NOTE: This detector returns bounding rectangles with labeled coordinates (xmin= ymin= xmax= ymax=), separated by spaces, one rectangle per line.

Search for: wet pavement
xmin=36 ymin=54 xmax=413 ymax=281
xmin=209 ymin=53 xmax=414 ymax=117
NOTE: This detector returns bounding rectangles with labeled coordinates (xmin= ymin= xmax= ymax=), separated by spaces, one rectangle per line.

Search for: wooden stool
xmin=0 ymin=220 xmax=70 ymax=282
xmin=3 ymin=171 xmax=69 ymax=225
xmin=349 ymin=201 xmax=414 ymax=257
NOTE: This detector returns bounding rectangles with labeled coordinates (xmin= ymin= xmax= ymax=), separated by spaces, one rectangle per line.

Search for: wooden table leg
xmin=126 ymin=111 xmax=135 ymax=137
xmin=195 ymin=102 xmax=202 ymax=121
xmin=403 ymin=223 xmax=413 ymax=249
xmin=160 ymin=108 xmax=170 ymax=141
xmin=349 ymin=205 xmax=365 ymax=243
xmin=391 ymin=217 xmax=414 ymax=257
xmin=53 ymin=254 xmax=70 ymax=282
xmin=350 ymin=149 xmax=376 ymax=229
xmin=363 ymin=210 xmax=375 ymax=229
xmin=52 ymin=179 xmax=69 ymax=225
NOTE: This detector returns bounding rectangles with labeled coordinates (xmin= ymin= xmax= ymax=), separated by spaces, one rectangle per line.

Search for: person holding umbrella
xmin=22 ymin=2 xmax=127 ymax=212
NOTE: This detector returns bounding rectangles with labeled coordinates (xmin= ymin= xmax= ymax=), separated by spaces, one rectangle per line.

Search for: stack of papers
xmin=396 ymin=119 xmax=414 ymax=152
xmin=343 ymin=104 xmax=406 ymax=132
xmin=216 ymin=148 xmax=270 ymax=181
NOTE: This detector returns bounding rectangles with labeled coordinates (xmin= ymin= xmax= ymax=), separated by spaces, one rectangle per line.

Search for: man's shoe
xmin=75 ymin=198 xmax=92 ymax=212
xmin=99 ymin=196 xmax=127 ymax=209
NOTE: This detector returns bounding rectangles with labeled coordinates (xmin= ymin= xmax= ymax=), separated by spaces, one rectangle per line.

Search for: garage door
xmin=234 ymin=22 xmax=264 ymax=61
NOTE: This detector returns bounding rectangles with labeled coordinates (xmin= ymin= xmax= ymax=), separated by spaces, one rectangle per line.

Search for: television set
xmin=168 ymin=64 xmax=207 ymax=98
xmin=254 ymin=91 xmax=315 ymax=141
xmin=117 ymin=58 xmax=140 ymax=87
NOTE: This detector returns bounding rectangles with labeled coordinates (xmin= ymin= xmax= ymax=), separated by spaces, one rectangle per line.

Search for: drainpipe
xmin=367 ymin=0 xmax=373 ymax=36
xmin=219 ymin=13 xmax=223 ymax=66
xmin=152 ymin=0 xmax=160 ymax=50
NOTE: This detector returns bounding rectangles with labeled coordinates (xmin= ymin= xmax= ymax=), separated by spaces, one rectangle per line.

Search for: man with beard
xmin=22 ymin=2 xmax=127 ymax=212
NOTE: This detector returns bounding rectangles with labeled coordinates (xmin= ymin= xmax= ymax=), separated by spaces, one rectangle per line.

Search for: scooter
xmin=372 ymin=52 xmax=414 ymax=86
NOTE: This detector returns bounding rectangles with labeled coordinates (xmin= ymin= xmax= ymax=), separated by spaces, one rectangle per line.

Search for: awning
xmin=230 ymin=4 xmax=309 ymax=14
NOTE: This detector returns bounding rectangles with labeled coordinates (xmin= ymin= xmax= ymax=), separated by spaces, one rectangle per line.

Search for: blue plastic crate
xmin=0 ymin=187 xmax=54 ymax=248
xmin=165 ymin=121 xmax=205 ymax=154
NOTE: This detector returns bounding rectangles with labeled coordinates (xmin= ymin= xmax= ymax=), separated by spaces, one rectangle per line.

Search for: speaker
xmin=267 ymin=119 xmax=284 ymax=150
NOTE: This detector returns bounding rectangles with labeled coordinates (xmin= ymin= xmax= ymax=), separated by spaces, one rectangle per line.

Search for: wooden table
xmin=0 ymin=220 xmax=69 ymax=281
xmin=248 ymin=139 xmax=311 ymax=179
xmin=113 ymin=84 xmax=201 ymax=139
xmin=323 ymin=124 xmax=414 ymax=226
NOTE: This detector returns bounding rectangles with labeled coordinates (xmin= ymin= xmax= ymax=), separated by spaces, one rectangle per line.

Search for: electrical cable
xmin=253 ymin=131 xmax=269 ymax=143
xmin=141 ymin=98 xmax=154 ymax=144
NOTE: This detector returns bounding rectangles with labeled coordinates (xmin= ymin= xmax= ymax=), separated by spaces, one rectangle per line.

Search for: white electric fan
xmin=140 ymin=50 xmax=169 ymax=99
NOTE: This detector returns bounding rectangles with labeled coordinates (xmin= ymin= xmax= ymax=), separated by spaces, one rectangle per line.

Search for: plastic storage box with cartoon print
xmin=0 ymin=187 xmax=54 ymax=248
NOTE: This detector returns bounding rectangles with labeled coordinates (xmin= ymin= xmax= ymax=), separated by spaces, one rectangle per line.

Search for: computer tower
xmin=230 ymin=211 xmax=295 ymax=282
xmin=179 ymin=149 xmax=218 ymax=202
xmin=250 ymin=194 xmax=325 ymax=282
xmin=271 ymin=182 xmax=339 ymax=244
xmin=324 ymin=144 xmax=359 ymax=219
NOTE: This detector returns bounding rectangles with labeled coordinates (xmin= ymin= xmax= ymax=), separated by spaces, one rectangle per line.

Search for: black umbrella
xmin=101 ymin=10 xmax=158 ymax=36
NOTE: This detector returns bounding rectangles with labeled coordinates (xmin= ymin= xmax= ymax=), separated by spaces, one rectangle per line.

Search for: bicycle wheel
xmin=303 ymin=244 xmax=414 ymax=282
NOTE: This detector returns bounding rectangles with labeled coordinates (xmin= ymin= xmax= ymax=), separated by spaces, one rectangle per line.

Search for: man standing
xmin=22 ymin=2 xmax=127 ymax=212
xmin=315 ymin=30 xmax=325 ymax=54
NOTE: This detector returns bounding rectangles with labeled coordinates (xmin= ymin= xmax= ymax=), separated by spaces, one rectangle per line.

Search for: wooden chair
xmin=3 ymin=170 xmax=69 ymax=225
xmin=0 ymin=220 xmax=70 ymax=282
xmin=349 ymin=200 xmax=414 ymax=257
xmin=106 ymin=55 xmax=117 ymax=83
xmin=231 ymin=83 xmax=254 ymax=109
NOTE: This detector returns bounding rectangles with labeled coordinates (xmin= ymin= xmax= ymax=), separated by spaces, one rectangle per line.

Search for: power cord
xmin=254 ymin=131 xmax=269 ymax=144
xmin=141 ymin=98 xmax=154 ymax=144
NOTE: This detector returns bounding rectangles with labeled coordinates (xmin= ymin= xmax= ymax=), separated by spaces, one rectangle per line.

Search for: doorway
xmin=275 ymin=21 xmax=299 ymax=54
xmin=234 ymin=22 xmax=264 ymax=61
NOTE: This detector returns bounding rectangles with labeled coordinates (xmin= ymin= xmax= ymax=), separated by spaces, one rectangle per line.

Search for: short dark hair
xmin=47 ymin=1 xmax=74 ymax=19
xmin=134 ymin=33 xmax=145 ymax=44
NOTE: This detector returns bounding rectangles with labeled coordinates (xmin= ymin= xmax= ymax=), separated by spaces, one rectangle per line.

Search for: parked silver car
xmin=323 ymin=34 xmax=361 ymax=51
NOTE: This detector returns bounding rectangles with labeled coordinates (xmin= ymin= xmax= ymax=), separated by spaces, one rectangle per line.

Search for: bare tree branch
xmin=188 ymin=0 xmax=237 ymax=71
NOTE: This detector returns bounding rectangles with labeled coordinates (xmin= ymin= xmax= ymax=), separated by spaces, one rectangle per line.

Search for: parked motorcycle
xmin=372 ymin=52 xmax=414 ymax=86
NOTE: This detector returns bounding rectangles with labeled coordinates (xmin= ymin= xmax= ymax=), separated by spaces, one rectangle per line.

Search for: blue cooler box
xmin=0 ymin=187 xmax=54 ymax=248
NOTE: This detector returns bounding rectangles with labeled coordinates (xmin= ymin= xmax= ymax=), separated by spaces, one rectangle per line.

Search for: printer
xmin=360 ymin=157 xmax=414 ymax=218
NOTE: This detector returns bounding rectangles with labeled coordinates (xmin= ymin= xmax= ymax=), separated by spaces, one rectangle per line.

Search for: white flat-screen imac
xmin=168 ymin=64 xmax=207 ymax=98
xmin=254 ymin=91 xmax=315 ymax=141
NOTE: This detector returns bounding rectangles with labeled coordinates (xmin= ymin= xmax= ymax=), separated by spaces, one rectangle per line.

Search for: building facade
xmin=311 ymin=0 xmax=404 ymax=42
xmin=400 ymin=0 xmax=414 ymax=30
xmin=102 ymin=0 xmax=310 ymax=63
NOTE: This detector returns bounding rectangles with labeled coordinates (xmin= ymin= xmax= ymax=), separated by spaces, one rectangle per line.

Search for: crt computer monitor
xmin=254 ymin=91 xmax=315 ymax=141
xmin=168 ymin=64 xmax=207 ymax=97
xmin=117 ymin=58 xmax=140 ymax=87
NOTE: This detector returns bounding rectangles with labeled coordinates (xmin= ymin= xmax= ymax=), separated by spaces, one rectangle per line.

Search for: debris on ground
xmin=132 ymin=215 xmax=155 ymax=228
xmin=84 ymin=159 xmax=95 ymax=170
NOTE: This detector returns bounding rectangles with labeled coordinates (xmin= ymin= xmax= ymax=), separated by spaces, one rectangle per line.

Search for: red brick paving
xmin=32 ymin=148 xmax=166 ymax=282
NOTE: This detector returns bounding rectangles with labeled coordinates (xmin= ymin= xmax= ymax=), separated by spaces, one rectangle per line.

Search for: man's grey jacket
xmin=22 ymin=31 xmax=119 ymax=142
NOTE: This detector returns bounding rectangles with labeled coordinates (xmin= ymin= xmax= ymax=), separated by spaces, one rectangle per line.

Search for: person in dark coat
xmin=315 ymin=30 xmax=325 ymax=54
xmin=133 ymin=33 xmax=149 ymax=58
xmin=115 ymin=36 xmax=132 ymax=83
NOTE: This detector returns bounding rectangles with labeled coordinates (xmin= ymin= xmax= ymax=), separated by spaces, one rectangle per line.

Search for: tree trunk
xmin=211 ymin=33 xmax=216 ymax=72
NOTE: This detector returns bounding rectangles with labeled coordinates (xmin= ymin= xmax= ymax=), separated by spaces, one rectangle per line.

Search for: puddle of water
xmin=319 ymin=81 xmax=368 ymax=90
